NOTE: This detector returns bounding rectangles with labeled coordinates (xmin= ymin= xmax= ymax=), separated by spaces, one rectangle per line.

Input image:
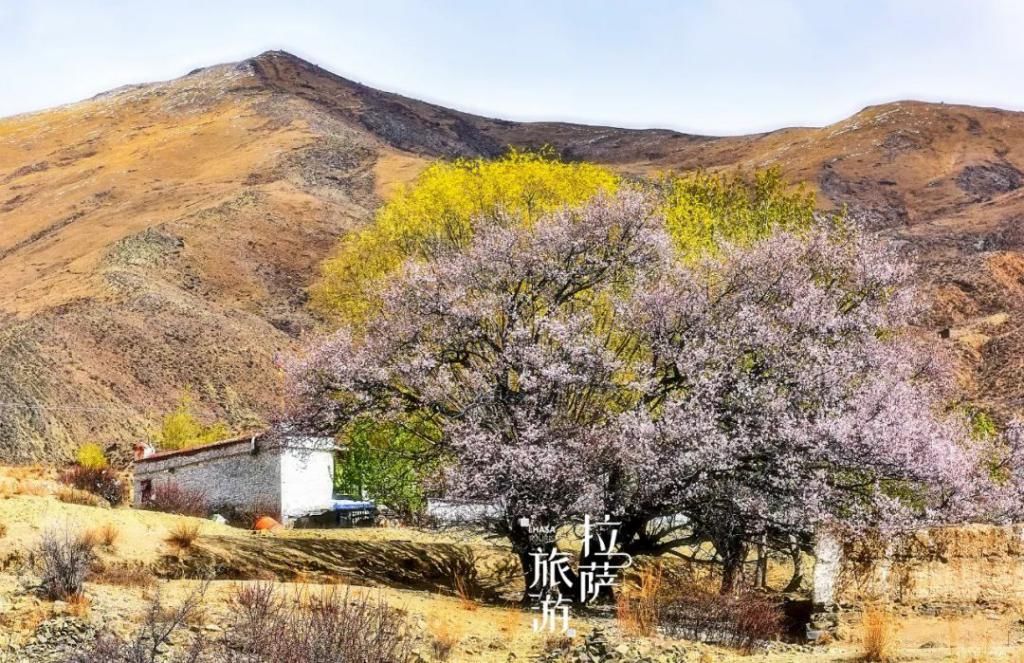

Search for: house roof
xmin=135 ymin=431 xmax=265 ymax=463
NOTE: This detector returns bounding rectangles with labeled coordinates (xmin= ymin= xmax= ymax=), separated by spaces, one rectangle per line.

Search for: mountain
xmin=1 ymin=50 xmax=1022 ymax=461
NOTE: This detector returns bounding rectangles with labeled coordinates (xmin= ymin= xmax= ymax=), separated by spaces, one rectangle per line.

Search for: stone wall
xmin=813 ymin=524 xmax=1024 ymax=611
xmin=134 ymin=436 xmax=282 ymax=516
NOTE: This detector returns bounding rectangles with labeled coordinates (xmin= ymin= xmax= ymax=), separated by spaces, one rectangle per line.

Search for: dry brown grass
xmin=90 ymin=561 xmax=156 ymax=588
xmin=861 ymin=605 xmax=899 ymax=662
xmin=17 ymin=479 xmax=51 ymax=497
xmin=67 ymin=592 xmax=91 ymax=618
xmin=428 ymin=620 xmax=463 ymax=661
xmin=56 ymin=485 xmax=103 ymax=507
xmin=94 ymin=522 xmax=120 ymax=549
xmin=452 ymin=572 xmax=479 ymax=611
xmin=165 ymin=522 xmax=201 ymax=550
xmin=0 ymin=522 xmax=7 ymax=538
xmin=617 ymin=563 xmax=664 ymax=637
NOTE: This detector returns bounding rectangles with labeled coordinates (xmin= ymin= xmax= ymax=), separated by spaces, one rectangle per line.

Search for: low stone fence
xmin=810 ymin=524 xmax=1024 ymax=636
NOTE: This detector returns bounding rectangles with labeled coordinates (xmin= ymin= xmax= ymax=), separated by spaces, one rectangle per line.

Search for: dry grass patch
xmin=90 ymin=561 xmax=156 ymax=588
xmin=67 ymin=592 xmax=91 ymax=618
xmin=428 ymin=619 xmax=463 ymax=661
xmin=17 ymin=479 xmax=51 ymax=497
xmin=56 ymin=485 xmax=104 ymax=507
xmin=95 ymin=522 xmax=120 ymax=549
xmin=452 ymin=572 xmax=479 ymax=611
xmin=165 ymin=522 xmax=201 ymax=551
xmin=617 ymin=563 xmax=663 ymax=637
xmin=861 ymin=605 xmax=899 ymax=662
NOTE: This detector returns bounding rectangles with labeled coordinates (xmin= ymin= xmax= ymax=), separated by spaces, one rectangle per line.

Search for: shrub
xmin=660 ymin=590 xmax=783 ymax=651
xmin=75 ymin=443 xmax=108 ymax=470
xmin=68 ymin=582 xmax=208 ymax=663
xmin=61 ymin=466 xmax=126 ymax=506
xmin=861 ymin=605 xmax=898 ymax=662
xmin=165 ymin=522 xmax=201 ymax=550
xmin=145 ymin=482 xmax=209 ymax=517
xmin=225 ymin=582 xmax=413 ymax=662
xmin=0 ymin=522 xmax=7 ymax=538
xmin=34 ymin=528 xmax=95 ymax=601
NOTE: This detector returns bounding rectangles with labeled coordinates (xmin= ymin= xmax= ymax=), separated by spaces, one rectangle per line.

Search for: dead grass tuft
xmin=56 ymin=485 xmax=104 ymax=507
xmin=452 ymin=572 xmax=479 ymax=611
xmin=617 ymin=563 xmax=663 ymax=637
xmin=861 ymin=605 xmax=898 ymax=662
xmin=67 ymin=592 xmax=91 ymax=618
xmin=90 ymin=561 xmax=156 ymax=588
xmin=94 ymin=522 xmax=120 ymax=549
xmin=165 ymin=522 xmax=201 ymax=551
xmin=429 ymin=620 xmax=462 ymax=661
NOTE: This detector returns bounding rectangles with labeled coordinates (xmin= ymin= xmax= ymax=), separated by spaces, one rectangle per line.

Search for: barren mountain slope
xmin=1 ymin=50 xmax=1022 ymax=461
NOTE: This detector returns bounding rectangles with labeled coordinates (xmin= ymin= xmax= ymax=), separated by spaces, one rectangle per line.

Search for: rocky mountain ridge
xmin=1 ymin=50 xmax=1022 ymax=460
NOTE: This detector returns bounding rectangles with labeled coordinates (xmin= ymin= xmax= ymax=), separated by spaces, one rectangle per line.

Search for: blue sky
xmin=2 ymin=1 xmax=1023 ymax=135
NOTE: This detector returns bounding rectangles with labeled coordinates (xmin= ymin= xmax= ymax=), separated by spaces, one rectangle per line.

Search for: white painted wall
xmin=279 ymin=444 xmax=335 ymax=521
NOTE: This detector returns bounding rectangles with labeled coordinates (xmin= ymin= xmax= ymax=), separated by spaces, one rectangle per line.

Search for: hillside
xmin=1 ymin=50 xmax=1023 ymax=461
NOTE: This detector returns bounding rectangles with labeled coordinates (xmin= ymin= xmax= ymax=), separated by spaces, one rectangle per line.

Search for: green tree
xmin=334 ymin=417 xmax=440 ymax=519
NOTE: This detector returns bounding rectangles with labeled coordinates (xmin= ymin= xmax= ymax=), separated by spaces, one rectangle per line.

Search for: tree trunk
xmin=754 ymin=537 xmax=768 ymax=590
xmin=784 ymin=541 xmax=805 ymax=593
xmin=717 ymin=536 xmax=747 ymax=595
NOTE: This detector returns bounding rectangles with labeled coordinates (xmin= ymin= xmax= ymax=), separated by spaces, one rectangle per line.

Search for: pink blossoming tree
xmin=287 ymin=190 xmax=1024 ymax=596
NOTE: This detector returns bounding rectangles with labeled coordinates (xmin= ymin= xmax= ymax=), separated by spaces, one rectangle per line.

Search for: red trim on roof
xmin=135 ymin=431 xmax=265 ymax=463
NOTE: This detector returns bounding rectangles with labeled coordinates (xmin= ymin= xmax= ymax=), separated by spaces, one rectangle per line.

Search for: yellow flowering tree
xmin=311 ymin=149 xmax=620 ymax=324
xmin=660 ymin=166 xmax=817 ymax=259
xmin=155 ymin=394 xmax=231 ymax=451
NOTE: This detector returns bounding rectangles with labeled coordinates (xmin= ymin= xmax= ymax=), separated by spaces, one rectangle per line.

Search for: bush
xmin=660 ymin=590 xmax=783 ymax=651
xmin=226 ymin=582 xmax=413 ymax=662
xmin=61 ymin=466 xmax=127 ymax=506
xmin=144 ymin=482 xmax=209 ymax=517
xmin=67 ymin=582 xmax=208 ymax=663
xmin=75 ymin=443 xmax=108 ymax=470
xmin=34 ymin=528 xmax=95 ymax=601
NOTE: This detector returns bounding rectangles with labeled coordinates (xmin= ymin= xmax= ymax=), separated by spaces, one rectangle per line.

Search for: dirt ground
xmin=3 ymin=482 xmax=1024 ymax=661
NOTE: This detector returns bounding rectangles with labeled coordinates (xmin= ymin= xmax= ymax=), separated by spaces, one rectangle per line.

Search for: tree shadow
xmin=159 ymin=533 xmax=521 ymax=604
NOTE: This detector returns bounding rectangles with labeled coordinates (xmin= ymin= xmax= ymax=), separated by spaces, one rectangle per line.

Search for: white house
xmin=133 ymin=431 xmax=336 ymax=524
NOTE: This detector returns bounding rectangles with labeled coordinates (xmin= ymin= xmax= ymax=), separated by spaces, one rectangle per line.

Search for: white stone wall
xmin=426 ymin=498 xmax=501 ymax=525
xmin=134 ymin=438 xmax=282 ymax=516
xmin=280 ymin=445 xmax=335 ymax=521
